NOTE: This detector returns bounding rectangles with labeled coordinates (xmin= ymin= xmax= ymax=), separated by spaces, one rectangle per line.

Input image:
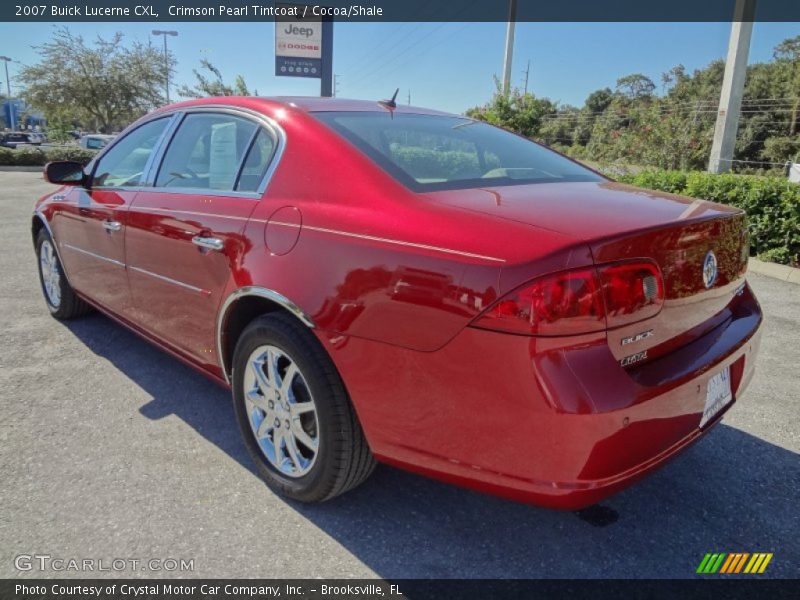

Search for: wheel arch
xmin=32 ymin=210 xmax=74 ymax=287
xmin=216 ymin=286 xmax=316 ymax=384
xmin=31 ymin=212 xmax=48 ymax=245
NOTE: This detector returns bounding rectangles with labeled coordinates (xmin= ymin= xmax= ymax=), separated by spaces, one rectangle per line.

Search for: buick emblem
xmin=702 ymin=251 xmax=718 ymax=289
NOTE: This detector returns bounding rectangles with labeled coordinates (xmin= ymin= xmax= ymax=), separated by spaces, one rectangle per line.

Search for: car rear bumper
xmin=322 ymin=283 xmax=763 ymax=509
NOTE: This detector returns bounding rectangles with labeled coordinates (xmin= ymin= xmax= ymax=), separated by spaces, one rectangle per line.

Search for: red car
xmin=33 ymin=97 xmax=762 ymax=509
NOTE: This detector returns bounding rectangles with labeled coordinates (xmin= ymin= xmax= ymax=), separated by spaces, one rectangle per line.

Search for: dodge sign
xmin=275 ymin=3 xmax=323 ymax=78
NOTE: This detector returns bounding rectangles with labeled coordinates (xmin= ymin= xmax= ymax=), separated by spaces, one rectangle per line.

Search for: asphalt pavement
xmin=0 ymin=171 xmax=798 ymax=579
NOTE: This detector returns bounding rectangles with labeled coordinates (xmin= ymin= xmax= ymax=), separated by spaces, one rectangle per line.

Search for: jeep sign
xmin=275 ymin=2 xmax=323 ymax=79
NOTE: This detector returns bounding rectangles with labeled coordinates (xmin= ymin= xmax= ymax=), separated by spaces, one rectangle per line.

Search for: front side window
xmin=92 ymin=118 xmax=169 ymax=188
xmin=155 ymin=113 xmax=257 ymax=191
xmin=314 ymin=112 xmax=603 ymax=192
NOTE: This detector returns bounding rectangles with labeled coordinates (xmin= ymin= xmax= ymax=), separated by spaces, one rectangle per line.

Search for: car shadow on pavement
xmin=64 ymin=313 xmax=800 ymax=579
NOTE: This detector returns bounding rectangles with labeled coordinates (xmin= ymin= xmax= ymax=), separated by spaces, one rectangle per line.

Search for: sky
xmin=0 ymin=21 xmax=798 ymax=114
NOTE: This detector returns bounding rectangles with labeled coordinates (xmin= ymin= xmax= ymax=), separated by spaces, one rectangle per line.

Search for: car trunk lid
xmin=425 ymin=181 xmax=749 ymax=360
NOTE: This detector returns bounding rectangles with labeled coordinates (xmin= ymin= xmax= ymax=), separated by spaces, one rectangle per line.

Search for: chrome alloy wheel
xmin=243 ymin=345 xmax=319 ymax=477
xmin=39 ymin=239 xmax=61 ymax=308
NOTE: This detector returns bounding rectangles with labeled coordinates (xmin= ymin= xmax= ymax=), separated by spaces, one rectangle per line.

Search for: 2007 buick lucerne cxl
xmin=32 ymin=97 xmax=762 ymax=509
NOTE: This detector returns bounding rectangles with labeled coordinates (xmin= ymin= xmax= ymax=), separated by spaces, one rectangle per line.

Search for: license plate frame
xmin=700 ymin=366 xmax=733 ymax=428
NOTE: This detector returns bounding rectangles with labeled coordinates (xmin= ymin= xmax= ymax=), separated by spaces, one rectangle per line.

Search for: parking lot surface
xmin=0 ymin=171 xmax=798 ymax=579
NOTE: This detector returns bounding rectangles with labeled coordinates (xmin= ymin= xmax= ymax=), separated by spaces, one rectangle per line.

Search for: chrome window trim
xmin=135 ymin=187 xmax=263 ymax=199
xmin=216 ymin=286 xmax=315 ymax=384
xmin=143 ymin=105 xmax=285 ymax=198
xmin=234 ymin=125 xmax=262 ymax=191
xmin=83 ymin=104 xmax=285 ymax=199
xmin=141 ymin=113 xmax=184 ymax=186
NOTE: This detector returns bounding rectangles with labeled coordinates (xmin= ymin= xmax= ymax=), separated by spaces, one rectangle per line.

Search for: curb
xmin=748 ymin=258 xmax=800 ymax=285
xmin=0 ymin=166 xmax=44 ymax=172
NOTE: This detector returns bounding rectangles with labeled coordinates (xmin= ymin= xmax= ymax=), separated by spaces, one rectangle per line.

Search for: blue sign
xmin=276 ymin=57 xmax=321 ymax=79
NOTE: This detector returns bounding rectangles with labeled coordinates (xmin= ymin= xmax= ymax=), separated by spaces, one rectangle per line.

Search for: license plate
xmin=700 ymin=366 xmax=733 ymax=428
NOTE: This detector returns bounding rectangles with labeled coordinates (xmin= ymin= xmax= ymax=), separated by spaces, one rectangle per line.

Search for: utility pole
xmin=523 ymin=59 xmax=531 ymax=95
xmin=708 ymin=0 xmax=756 ymax=173
xmin=333 ymin=74 xmax=340 ymax=98
xmin=320 ymin=17 xmax=334 ymax=97
xmin=0 ymin=56 xmax=15 ymax=131
xmin=501 ymin=0 xmax=517 ymax=96
xmin=407 ymin=90 xmax=411 ymax=105
xmin=151 ymin=30 xmax=178 ymax=103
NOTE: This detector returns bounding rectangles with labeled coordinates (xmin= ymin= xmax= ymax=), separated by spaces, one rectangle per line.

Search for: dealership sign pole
xmin=275 ymin=3 xmax=333 ymax=97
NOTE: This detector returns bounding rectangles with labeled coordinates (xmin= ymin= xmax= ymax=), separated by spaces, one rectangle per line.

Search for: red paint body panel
xmin=52 ymin=186 xmax=132 ymax=312
xmin=125 ymin=191 xmax=257 ymax=368
xmin=33 ymin=97 xmax=763 ymax=509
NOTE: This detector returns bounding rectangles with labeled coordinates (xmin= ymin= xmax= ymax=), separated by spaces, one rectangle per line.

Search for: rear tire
xmin=232 ymin=312 xmax=376 ymax=502
xmin=35 ymin=228 xmax=93 ymax=320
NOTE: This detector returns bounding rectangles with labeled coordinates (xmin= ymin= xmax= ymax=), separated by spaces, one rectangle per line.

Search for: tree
xmin=584 ymin=88 xmax=613 ymax=114
xmin=465 ymin=77 xmax=557 ymax=138
xmin=773 ymin=35 xmax=800 ymax=135
xmin=466 ymin=35 xmax=800 ymax=172
xmin=177 ymin=59 xmax=254 ymax=98
xmin=18 ymin=27 xmax=170 ymax=132
xmin=615 ymin=73 xmax=656 ymax=100
xmin=661 ymin=64 xmax=687 ymax=93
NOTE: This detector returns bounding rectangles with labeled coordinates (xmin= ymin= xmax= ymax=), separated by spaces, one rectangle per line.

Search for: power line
xmin=342 ymin=2 xmax=444 ymax=85
xmin=360 ymin=22 xmax=475 ymax=87
xmin=346 ymin=0 xmax=483 ymax=91
xmin=344 ymin=23 xmax=429 ymax=83
xmin=347 ymin=22 xmax=452 ymax=88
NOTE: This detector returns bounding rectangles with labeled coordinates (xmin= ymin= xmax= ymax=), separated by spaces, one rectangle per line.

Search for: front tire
xmin=232 ymin=313 xmax=376 ymax=502
xmin=36 ymin=228 xmax=92 ymax=320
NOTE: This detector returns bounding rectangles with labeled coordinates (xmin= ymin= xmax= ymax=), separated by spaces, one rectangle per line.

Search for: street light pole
xmin=0 ymin=56 xmax=15 ymax=131
xmin=151 ymin=30 xmax=178 ymax=103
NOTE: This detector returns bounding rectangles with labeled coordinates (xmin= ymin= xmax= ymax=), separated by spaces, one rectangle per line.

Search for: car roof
xmin=153 ymin=96 xmax=456 ymax=118
xmin=261 ymin=97 xmax=454 ymax=116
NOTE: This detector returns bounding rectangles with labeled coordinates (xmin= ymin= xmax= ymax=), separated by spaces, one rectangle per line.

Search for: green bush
xmin=615 ymin=169 xmax=800 ymax=267
xmin=46 ymin=146 xmax=97 ymax=165
xmin=0 ymin=145 xmax=97 ymax=167
xmin=389 ymin=146 xmax=499 ymax=180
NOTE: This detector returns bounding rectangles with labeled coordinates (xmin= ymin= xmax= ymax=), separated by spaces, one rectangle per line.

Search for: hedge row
xmin=614 ymin=169 xmax=800 ymax=267
xmin=0 ymin=146 xmax=97 ymax=167
xmin=390 ymin=145 xmax=500 ymax=180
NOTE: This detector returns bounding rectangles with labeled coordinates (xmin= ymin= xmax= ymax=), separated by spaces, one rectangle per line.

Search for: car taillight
xmin=471 ymin=261 xmax=663 ymax=336
xmin=472 ymin=268 xmax=606 ymax=336
xmin=599 ymin=261 xmax=663 ymax=328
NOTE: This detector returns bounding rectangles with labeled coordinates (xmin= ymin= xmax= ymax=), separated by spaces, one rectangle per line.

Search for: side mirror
xmin=44 ymin=161 xmax=86 ymax=186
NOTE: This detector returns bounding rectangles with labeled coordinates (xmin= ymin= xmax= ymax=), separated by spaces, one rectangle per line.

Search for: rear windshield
xmin=313 ymin=112 xmax=603 ymax=192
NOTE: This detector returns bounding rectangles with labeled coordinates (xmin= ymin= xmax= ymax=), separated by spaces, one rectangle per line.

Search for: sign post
xmin=275 ymin=3 xmax=333 ymax=97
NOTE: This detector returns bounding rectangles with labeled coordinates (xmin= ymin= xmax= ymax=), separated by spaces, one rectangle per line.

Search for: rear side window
xmin=156 ymin=113 xmax=257 ymax=191
xmin=236 ymin=129 xmax=276 ymax=192
xmin=93 ymin=118 xmax=169 ymax=188
xmin=314 ymin=112 xmax=602 ymax=192
xmin=85 ymin=137 xmax=107 ymax=150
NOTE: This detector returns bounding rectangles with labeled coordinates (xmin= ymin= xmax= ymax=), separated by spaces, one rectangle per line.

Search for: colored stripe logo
xmin=697 ymin=552 xmax=773 ymax=574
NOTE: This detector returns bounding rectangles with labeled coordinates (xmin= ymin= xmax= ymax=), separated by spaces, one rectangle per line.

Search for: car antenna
xmin=378 ymin=88 xmax=400 ymax=110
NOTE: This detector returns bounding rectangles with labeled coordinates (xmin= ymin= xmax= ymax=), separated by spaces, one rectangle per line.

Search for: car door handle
xmin=192 ymin=235 xmax=224 ymax=252
xmin=102 ymin=220 xmax=122 ymax=232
